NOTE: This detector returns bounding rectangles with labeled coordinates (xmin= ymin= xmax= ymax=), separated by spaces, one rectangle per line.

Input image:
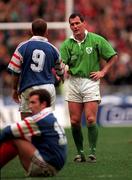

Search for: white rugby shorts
xmin=27 ymin=150 xmax=57 ymax=177
xmin=19 ymin=84 xmax=56 ymax=112
xmin=64 ymin=76 xmax=101 ymax=103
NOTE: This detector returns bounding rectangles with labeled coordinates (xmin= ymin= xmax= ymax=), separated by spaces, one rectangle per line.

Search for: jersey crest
xmin=86 ymin=47 xmax=93 ymax=54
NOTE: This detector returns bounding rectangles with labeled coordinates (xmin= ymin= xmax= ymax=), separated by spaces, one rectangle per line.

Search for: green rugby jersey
xmin=60 ymin=32 xmax=117 ymax=78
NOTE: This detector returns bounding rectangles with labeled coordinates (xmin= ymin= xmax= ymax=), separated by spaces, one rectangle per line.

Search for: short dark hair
xmin=29 ymin=89 xmax=51 ymax=107
xmin=69 ymin=13 xmax=84 ymax=22
xmin=32 ymin=18 xmax=47 ymax=36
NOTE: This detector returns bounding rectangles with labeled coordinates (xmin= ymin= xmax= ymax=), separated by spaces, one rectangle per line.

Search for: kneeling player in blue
xmin=0 ymin=89 xmax=67 ymax=177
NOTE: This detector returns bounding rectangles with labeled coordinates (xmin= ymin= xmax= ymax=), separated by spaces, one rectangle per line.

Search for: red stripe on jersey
xmin=24 ymin=120 xmax=35 ymax=136
xmin=13 ymin=53 xmax=21 ymax=60
xmin=16 ymin=123 xmax=25 ymax=138
xmin=10 ymin=61 xmax=20 ymax=68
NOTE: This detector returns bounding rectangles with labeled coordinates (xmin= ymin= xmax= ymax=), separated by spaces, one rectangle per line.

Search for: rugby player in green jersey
xmin=60 ymin=13 xmax=117 ymax=163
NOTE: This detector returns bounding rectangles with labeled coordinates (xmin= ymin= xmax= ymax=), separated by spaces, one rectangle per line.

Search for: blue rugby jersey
xmin=8 ymin=36 xmax=64 ymax=93
xmin=0 ymin=108 xmax=67 ymax=170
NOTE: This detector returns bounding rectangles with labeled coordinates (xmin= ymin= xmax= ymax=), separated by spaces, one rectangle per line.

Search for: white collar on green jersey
xmin=31 ymin=36 xmax=48 ymax=42
xmin=70 ymin=30 xmax=88 ymax=43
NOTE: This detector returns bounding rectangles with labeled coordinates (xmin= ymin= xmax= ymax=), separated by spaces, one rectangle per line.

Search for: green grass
xmin=1 ymin=127 xmax=132 ymax=180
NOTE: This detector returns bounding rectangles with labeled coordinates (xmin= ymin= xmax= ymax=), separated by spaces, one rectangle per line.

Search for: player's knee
xmin=71 ymin=119 xmax=81 ymax=127
xmin=70 ymin=114 xmax=81 ymax=126
xmin=86 ymin=117 xmax=96 ymax=125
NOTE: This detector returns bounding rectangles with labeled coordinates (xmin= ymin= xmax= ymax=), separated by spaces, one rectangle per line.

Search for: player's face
xmin=29 ymin=95 xmax=45 ymax=114
xmin=69 ymin=16 xmax=85 ymax=37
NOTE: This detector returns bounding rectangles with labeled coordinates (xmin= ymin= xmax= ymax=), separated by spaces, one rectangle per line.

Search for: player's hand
xmin=90 ymin=71 xmax=105 ymax=81
xmin=64 ymin=70 xmax=70 ymax=80
xmin=12 ymin=89 xmax=20 ymax=103
xmin=63 ymin=64 xmax=70 ymax=80
xmin=58 ymin=70 xmax=70 ymax=83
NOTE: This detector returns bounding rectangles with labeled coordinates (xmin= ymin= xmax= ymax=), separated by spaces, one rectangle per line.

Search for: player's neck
xmin=74 ymin=33 xmax=85 ymax=42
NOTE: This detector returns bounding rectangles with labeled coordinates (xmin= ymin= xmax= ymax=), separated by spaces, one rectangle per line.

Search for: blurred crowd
xmin=0 ymin=0 xmax=132 ymax=96
xmin=75 ymin=0 xmax=132 ymax=86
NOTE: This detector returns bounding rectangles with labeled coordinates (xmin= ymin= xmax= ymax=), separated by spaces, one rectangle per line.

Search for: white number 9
xmin=30 ymin=49 xmax=45 ymax=72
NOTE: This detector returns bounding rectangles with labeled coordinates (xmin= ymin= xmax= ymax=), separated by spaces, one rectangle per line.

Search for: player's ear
xmin=42 ymin=101 xmax=47 ymax=109
xmin=83 ymin=21 xmax=87 ymax=26
xmin=26 ymin=29 xmax=32 ymax=37
xmin=30 ymin=29 xmax=33 ymax=36
xmin=45 ymin=29 xmax=48 ymax=37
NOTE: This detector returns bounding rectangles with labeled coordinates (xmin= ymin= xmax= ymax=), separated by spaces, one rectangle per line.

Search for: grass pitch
xmin=1 ymin=127 xmax=132 ymax=180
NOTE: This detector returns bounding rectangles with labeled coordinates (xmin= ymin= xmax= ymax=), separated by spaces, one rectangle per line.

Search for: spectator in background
xmin=7 ymin=18 xmax=64 ymax=120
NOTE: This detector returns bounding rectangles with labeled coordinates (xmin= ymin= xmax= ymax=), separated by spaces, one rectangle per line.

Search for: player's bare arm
xmin=90 ymin=55 xmax=118 ymax=81
xmin=12 ymin=74 xmax=20 ymax=103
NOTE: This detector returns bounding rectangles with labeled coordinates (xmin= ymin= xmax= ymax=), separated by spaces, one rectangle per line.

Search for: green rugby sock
xmin=87 ymin=123 xmax=98 ymax=155
xmin=71 ymin=125 xmax=84 ymax=155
